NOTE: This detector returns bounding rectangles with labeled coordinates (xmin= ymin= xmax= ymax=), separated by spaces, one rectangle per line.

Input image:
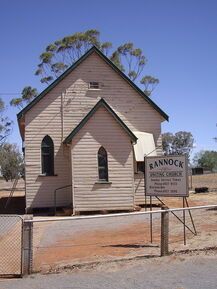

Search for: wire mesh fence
xmin=0 ymin=204 xmax=216 ymax=276
xmin=34 ymin=214 xmax=160 ymax=272
xmin=0 ymin=215 xmax=23 ymax=276
xmin=31 ymin=205 xmax=217 ymax=273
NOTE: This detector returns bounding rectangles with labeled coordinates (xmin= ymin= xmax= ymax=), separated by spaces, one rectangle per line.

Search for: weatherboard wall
xmin=24 ymin=50 xmax=163 ymax=209
xmin=71 ymin=106 xmax=134 ymax=211
xmin=60 ymin=52 xmax=163 ymax=143
xmin=24 ymin=94 xmax=72 ymax=209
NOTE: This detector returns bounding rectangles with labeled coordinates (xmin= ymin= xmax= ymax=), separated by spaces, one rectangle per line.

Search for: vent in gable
xmin=89 ymin=82 xmax=100 ymax=89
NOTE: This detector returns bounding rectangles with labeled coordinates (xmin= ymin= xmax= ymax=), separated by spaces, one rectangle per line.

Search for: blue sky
xmin=0 ymin=0 xmax=217 ymax=157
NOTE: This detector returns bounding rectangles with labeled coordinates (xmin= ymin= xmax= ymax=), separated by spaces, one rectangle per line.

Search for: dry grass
xmin=189 ymin=173 xmax=217 ymax=191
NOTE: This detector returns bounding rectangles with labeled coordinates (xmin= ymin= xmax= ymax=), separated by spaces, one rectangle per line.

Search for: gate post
xmin=160 ymin=206 xmax=169 ymax=256
xmin=22 ymin=215 xmax=33 ymax=275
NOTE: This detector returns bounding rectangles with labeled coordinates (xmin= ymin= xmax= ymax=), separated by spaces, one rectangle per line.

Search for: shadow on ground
xmin=103 ymin=243 xmax=159 ymax=249
xmin=0 ymin=196 xmax=25 ymax=214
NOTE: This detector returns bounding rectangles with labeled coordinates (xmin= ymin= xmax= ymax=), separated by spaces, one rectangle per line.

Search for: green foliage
xmin=34 ymin=29 xmax=158 ymax=91
xmin=162 ymin=132 xmax=174 ymax=155
xmin=162 ymin=131 xmax=194 ymax=160
xmin=140 ymin=75 xmax=159 ymax=96
xmin=10 ymin=29 xmax=160 ymax=110
xmin=110 ymin=50 xmax=125 ymax=71
xmin=0 ymin=98 xmax=12 ymax=145
xmin=101 ymin=42 xmax=112 ymax=56
xmin=10 ymin=86 xmax=38 ymax=109
xmin=193 ymin=150 xmax=217 ymax=172
xmin=116 ymin=42 xmax=146 ymax=81
xmin=36 ymin=29 xmax=101 ymax=84
xmin=0 ymin=143 xmax=24 ymax=181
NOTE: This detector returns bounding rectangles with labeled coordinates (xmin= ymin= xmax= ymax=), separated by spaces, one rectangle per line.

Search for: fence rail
xmin=1 ymin=204 xmax=217 ymax=277
xmin=25 ymin=204 xmax=217 ymax=223
xmin=28 ymin=204 xmax=217 ymax=274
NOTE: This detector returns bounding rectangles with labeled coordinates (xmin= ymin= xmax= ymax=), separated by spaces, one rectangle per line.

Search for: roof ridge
xmin=17 ymin=45 xmax=168 ymax=121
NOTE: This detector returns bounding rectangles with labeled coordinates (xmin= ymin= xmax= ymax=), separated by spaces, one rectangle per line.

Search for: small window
xmin=98 ymin=146 xmax=108 ymax=181
xmin=41 ymin=135 xmax=54 ymax=176
xmin=137 ymin=162 xmax=145 ymax=173
xmin=89 ymin=82 xmax=100 ymax=89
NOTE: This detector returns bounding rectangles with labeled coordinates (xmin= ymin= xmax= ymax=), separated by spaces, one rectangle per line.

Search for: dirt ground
xmin=189 ymin=172 xmax=217 ymax=190
xmin=1 ymin=251 xmax=217 ymax=289
xmin=0 ymin=177 xmax=216 ymax=274
xmin=0 ymin=179 xmax=25 ymax=214
xmin=32 ymin=191 xmax=217 ymax=273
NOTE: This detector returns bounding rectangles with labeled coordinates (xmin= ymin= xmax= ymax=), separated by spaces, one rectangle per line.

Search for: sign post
xmin=144 ymin=155 xmax=196 ymax=245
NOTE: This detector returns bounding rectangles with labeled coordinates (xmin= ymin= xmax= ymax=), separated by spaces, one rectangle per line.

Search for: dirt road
xmin=1 ymin=250 xmax=217 ymax=289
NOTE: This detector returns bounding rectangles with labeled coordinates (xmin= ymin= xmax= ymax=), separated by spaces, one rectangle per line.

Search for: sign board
xmin=145 ymin=155 xmax=189 ymax=197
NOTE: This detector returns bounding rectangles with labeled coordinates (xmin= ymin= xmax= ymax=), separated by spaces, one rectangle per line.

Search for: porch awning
xmin=133 ymin=131 xmax=157 ymax=162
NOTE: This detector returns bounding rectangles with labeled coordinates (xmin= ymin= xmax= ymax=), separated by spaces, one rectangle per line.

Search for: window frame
xmin=41 ymin=135 xmax=55 ymax=176
xmin=97 ymin=146 xmax=109 ymax=182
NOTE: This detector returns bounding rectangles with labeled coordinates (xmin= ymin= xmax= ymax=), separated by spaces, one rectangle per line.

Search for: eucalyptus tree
xmin=162 ymin=131 xmax=194 ymax=160
xmin=193 ymin=150 xmax=217 ymax=172
xmin=0 ymin=143 xmax=24 ymax=181
xmin=10 ymin=86 xmax=38 ymax=110
xmin=10 ymin=29 xmax=159 ymax=109
xmin=0 ymin=98 xmax=12 ymax=145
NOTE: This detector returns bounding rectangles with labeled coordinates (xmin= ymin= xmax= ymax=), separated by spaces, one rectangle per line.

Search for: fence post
xmin=22 ymin=215 xmax=33 ymax=275
xmin=160 ymin=206 xmax=169 ymax=256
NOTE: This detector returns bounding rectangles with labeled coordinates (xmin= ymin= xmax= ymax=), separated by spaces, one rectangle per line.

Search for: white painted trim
xmin=24 ymin=204 xmax=217 ymax=223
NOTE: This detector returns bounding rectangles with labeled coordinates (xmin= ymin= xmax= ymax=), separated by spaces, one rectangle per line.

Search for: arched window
xmin=98 ymin=147 xmax=108 ymax=181
xmin=41 ymin=135 xmax=54 ymax=176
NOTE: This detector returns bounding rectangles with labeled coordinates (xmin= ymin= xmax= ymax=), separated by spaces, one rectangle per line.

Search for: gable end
xmin=63 ymin=98 xmax=138 ymax=144
xmin=17 ymin=46 xmax=169 ymax=121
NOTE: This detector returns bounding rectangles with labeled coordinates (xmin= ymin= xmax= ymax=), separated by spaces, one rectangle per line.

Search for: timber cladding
xmin=71 ymin=106 xmax=134 ymax=211
xmin=23 ymin=49 xmax=166 ymax=211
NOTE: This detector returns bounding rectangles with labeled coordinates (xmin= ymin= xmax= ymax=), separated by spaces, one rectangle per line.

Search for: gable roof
xmin=63 ymin=98 xmax=137 ymax=144
xmin=17 ymin=45 xmax=168 ymax=121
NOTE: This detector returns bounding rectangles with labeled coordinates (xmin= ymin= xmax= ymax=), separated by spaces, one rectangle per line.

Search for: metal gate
xmin=0 ymin=215 xmax=23 ymax=276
